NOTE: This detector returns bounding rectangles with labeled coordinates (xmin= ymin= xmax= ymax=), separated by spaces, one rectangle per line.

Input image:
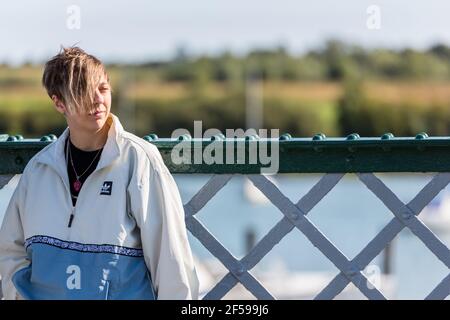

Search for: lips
xmin=89 ymin=110 xmax=105 ymax=118
xmin=89 ymin=110 xmax=104 ymax=115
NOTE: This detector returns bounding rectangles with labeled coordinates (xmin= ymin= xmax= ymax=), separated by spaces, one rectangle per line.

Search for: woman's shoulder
xmin=21 ymin=141 xmax=55 ymax=176
xmin=119 ymin=131 xmax=168 ymax=174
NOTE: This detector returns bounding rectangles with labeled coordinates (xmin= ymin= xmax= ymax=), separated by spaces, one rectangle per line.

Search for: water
xmin=1 ymin=173 xmax=449 ymax=299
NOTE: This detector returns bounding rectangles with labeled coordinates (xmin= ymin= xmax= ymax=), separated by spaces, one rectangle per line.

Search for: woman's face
xmin=53 ymin=73 xmax=112 ymax=134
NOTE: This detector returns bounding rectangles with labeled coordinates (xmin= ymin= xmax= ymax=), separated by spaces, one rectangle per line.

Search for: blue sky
xmin=1 ymin=0 xmax=450 ymax=64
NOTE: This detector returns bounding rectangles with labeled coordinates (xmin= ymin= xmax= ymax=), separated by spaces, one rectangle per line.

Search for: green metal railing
xmin=2 ymin=132 xmax=450 ymax=174
xmin=1 ymin=132 xmax=449 ymax=300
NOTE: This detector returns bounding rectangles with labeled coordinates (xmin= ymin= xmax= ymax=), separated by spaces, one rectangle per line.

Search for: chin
xmin=84 ymin=119 xmax=106 ymax=133
xmin=94 ymin=120 xmax=108 ymax=131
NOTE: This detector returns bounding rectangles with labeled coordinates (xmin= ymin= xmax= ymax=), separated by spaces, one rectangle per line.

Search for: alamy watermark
xmin=366 ymin=5 xmax=381 ymax=30
xmin=67 ymin=5 xmax=81 ymax=30
xmin=365 ymin=264 xmax=381 ymax=290
xmin=170 ymin=121 xmax=280 ymax=174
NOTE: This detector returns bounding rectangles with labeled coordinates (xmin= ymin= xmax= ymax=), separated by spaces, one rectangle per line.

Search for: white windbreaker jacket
xmin=0 ymin=114 xmax=199 ymax=300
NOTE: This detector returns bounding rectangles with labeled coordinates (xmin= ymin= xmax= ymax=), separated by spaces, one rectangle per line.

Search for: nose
xmin=94 ymin=89 xmax=104 ymax=104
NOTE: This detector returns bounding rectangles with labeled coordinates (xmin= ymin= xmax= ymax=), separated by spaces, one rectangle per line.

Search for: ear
xmin=51 ymin=95 xmax=67 ymax=116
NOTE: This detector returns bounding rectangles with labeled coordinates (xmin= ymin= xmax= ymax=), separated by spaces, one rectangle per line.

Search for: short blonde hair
xmin=42 ymin=46 xmax=109 ymax=115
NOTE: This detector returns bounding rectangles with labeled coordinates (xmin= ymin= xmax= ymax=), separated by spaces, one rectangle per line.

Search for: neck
xmin=69 ymin=123 xmax=110 ymax=151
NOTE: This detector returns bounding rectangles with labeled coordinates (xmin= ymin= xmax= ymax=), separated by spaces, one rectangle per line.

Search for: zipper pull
xmin=68 ymin=213 xmax=75 ymax=228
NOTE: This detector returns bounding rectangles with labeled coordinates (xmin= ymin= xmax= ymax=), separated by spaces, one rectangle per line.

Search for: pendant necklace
xmin=66 ymin=136 xmax=102 ymax=192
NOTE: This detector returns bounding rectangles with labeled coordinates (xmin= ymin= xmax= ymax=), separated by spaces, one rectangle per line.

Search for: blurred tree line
xmin=1 ymin=40 xmax=450 ymax=138
xmin=153 ymin=40 xmax=450 ymax=82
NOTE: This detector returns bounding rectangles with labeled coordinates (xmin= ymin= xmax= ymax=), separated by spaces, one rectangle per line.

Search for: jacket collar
xmin=37 ymin=113 xmax=123 ymax=181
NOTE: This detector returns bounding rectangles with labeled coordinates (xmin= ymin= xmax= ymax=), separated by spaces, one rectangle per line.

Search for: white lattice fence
xmin=183 ymin=173 xmax=450 ymax=300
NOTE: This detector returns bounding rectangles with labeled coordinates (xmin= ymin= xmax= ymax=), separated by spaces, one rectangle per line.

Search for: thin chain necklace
xmin=66 ymin=136 xmax=102 ymax=192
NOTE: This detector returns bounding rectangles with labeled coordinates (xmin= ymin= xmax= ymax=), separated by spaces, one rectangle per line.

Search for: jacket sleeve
xmin=0 ymin=174 xmax=30 ymax=300
xmin=128 ymin=149 xmax=199 ymax=300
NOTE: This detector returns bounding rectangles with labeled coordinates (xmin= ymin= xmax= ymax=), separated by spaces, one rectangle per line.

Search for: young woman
xmin=0 ymin=47 xmax=199 ymax=300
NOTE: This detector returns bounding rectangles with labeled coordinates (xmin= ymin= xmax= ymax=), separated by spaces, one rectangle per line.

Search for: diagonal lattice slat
xmin=295 ymin=174 xmax=345 ymax=210
xmin=0 ymin=174 xmax=15 ymax=190
xmin=358 ymin=173 xmax=450 ymax=267
xmin=205 ymin=174 xmax=345 ymax=299
xmin=186 ymin=173 xmax=388 ymax=299
xmin=425 ymin=274 xmax=450 ymax=300
xmin=315 ymin=217 xmax=404 ymax=300
xmin=189 ymin=174 xmax=346 ymax=299
xmin=316 ymin=173 xmax=450 ymax=299
xmin=407 ymin=173 xmax=450 ymax=214
xmin=203 ymin=217 xmax=294 ymax=299
xmin=184 ymin=174 xmax=233 ymax=218
xmin=183 ymin=174 xmax=275 ymax=299
xmin=248 ymin=175 xmax=386 ymax=300
xmin=183 ymin=172 xmax=449 ymax=300
xmin=186 ymin=215 xmax=275 ymax=299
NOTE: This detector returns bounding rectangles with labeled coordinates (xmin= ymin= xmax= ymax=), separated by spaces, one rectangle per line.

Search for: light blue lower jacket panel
xmin=13 ymin=236 xmax=156 ymax=300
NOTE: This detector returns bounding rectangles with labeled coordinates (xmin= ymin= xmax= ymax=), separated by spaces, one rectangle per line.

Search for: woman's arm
xmin=128 ymin=145 xmax=199 ymax=300
xmin=0 ymin=174 xmax=29 ymax=300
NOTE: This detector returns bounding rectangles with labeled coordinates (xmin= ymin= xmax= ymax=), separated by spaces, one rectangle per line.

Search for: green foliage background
xmin=1 ymin=40 xmax=450 ymax=138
